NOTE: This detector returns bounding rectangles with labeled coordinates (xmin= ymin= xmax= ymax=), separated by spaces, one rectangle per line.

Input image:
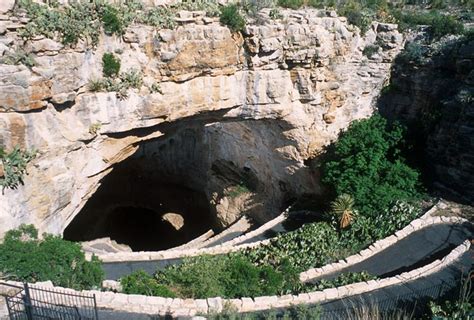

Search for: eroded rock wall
xmin=0 ymin=6 xmax=403 ymax=237
xmin=379 ymin=37 xmax=474 ymax=205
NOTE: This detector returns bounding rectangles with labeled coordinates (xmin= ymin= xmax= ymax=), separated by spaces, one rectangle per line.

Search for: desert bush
xmin=102 ymin=53 xmax=121 ymax=78
xmin=339 ymin=2 xmax=374 ymax=34
xmin=87 ymin=79 xmax=104 ymax=92
xmin=102 ymin=5 xmax=124 ymax=35
xmin=278 ymin=0 xmax=304 ymax=9
xmin=121 ymin=270 xmax=176 ymax=297
xmin=322 ymin=114 xmax=422 ymax=218
xmin=220 ymin=4 xmax=246 ymax=32
xmin=363 ymin=44 xmax=380 ymax=58
xmin=0 ymin=146 xmax=36 ymax=192
xmin=0 ymin=49 xmax=36 ymax=68
xmin=138 ymin=6 xmax=176 ymax=29
xmin=0 ymin=225 xmax=103 ymax=290
xmin=177 ymin=0 xmax=220 ymax=16
xmin=17 ymin=0 xmax=104 ymax=45
xmin=120 ymin=69 xmax=143 ymax=88
xmin=244 ymin=222 xmax=341 ymax=271
xmin=397 ymin=42 xmax=425 ymax=64
xmin=395 ymin=10 xmax=464 ymax=39
xmin=154 ymin=254 xmax=288 ymax=298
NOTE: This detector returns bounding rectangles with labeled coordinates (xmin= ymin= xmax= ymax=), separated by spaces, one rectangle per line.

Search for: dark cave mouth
xmin=63 ymin=156 xmax=218 ymax=252
xmin=62 ymin=118 xmax=302 ymax=252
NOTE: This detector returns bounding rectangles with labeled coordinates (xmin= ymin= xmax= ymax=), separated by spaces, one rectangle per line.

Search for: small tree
xmin=322 ymin=114 xmax=422 ymax=217
xmin=0 ymin=225 xmax=103 ymax=290
xmin=220 ymin=4 xmax=246 ymax=32
xmin=330 ymin=194 xmax=357 ymax=229
xmin=102 ymin=53 xmax=121 ymax=78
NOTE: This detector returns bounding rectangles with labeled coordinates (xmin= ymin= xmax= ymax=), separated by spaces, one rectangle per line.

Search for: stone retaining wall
xmin=194 ymin=215 xmax=253 ymax=249
xmin=166 ymin=230 xmax=215 ymax=251
xmin=300 ymin=201 xmax=463 ymax=282
xmin=93 ymin=208 xmax=289 ymax=263
xmin=1 ymin=239 xmax=470 ymax=318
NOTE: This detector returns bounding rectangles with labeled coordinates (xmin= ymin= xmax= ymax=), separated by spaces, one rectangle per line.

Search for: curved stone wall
xmin=1 ymin=238 xmax=469 ymax=318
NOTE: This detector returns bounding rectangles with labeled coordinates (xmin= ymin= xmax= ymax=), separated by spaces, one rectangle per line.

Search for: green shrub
xmin=155 ymin=254 xmax=287 ymax=298
xmin=362 ymin=44 xmax=380 ymax=59
xmin=308 ymin=0 xmax=326 ymax=8
xmin=177 ymin=0 xmax=220 ymax=17
xmin=102 ymin=5 xmax=124 ymax=35
xmin=102 ymin=53 xmax=121 ymax=78
xmin=18 ymin=0 xmax=103 ymax=46
xmin=0 ymin=49 xmax=36 ymax=68
xmin=269 ymin=7 xmax=283 ymax=19
xmin=120 ymin=69 xmax=143 ymax=88
xmin=0 ymin=225 xmax=103 ymax=290
xmin=0 ymin=146 xmax=36 ymax=192
xmin=339 ymin=2 xmax=373 ymax=34
xmin=244 ymin=222 xmax=341 ymax=272
xmin=304 ymin=271 xmax=377 ymax=292
xmin=322 ymin=114 xmax=422 ymax=218
xmin=138 ymin=6 xmax=176 ymax=29
xmin=429 ymin=271 xmax=473 ymax=319
xmin=430 ymin=13 xmax=464 ymax=39
xmin=395 ymin=10 xmax=464 ymax=39
xmin=220 ymin=4 xmax=246 ymax=32
xmin=278 ymin=0 xmax=304 ymax=9
xmin=398 ymin=42 xmax=425 ymax=64
xmin=121 ymin=270 xmax=175 ymax=297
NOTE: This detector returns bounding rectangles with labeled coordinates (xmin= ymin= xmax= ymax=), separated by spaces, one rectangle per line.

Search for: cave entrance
xmin=63 ymin=142 xmax=217 ymax=251
xmin=63 ymin=118 xmax=313 ymax=252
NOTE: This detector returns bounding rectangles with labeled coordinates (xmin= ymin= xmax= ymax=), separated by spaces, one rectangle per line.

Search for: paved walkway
xmin=94 ymin=247 xmax=472 ymax=320
xmin=102 ymin=222 xmax=472 ymax=281
xmin=319 ymin=247 xmax=472 ymax=319
xmin=316 ymin=222 xmax=472 ymax=281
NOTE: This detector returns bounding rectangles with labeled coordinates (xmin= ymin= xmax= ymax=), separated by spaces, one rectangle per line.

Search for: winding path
xmin=102 ymin=221 xmax=471 ymax=280
xmin=319 ymin=247 xmax=472 ymax=319
xmin=312 ymin=222 xmax=472 ymax=281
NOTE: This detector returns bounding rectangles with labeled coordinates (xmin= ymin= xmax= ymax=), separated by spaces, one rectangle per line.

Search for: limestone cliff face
xmin=379 ymin=37 xmax=474 ymax=205
xmin=0 ymin=6 xmax=403 ymax=238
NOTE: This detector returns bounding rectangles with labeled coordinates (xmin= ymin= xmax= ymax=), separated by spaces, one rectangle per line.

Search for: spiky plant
xmin=330 ymin=194 xmax=357 ymax=229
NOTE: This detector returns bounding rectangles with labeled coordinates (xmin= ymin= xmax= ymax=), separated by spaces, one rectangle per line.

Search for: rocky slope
xmin=379 ymin=36 xmax=474 ymax=205
xmin=0 ymin=3 xmax=403 ymax=239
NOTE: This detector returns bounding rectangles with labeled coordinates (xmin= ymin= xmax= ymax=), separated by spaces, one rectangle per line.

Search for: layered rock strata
xmin=0 ymin=6 xmax=403 ymax=238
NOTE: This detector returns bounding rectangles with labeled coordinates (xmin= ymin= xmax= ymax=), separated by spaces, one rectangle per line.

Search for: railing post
xmin=23 ymin=283 xmax=34 ymax=320
xmin=93 ymin=294 xmax=99 ymax=320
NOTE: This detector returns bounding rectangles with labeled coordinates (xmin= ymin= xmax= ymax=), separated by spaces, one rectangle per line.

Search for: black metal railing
xmin=1 ymin=282 xmax=98 ymax=320
xmin=320 ymin=277 xmax=462 ymax=319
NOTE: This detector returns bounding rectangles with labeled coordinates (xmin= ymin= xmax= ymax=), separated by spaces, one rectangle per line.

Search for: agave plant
xmin=330 ymin=194 xmax=357 ymax=229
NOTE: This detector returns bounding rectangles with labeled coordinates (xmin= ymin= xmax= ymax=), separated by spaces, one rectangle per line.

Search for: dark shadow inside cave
xmin=63 ymin=141 xmax=218 ymax=251
xmin=63 ymin=116 xmax=315 ymax=251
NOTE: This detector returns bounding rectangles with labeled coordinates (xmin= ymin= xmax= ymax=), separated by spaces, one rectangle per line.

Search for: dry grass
xmin=343 ymin=299 xmax=415 ymax=320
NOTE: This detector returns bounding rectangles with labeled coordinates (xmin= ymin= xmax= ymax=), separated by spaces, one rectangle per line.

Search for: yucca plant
xmin=330 ymin=194 xmax=357 ymax=229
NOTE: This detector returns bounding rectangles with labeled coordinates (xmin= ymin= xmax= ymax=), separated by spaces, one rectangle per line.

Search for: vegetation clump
xmin=121 ymin=270 xmax=176 ymax=297
xmin=0 ymin=49 xmax=36 ymax=68
xmin=0 ymin=225 xmax=103 ymax=290
xmin=278 ymin=0 xmax=304 ymax=9
xmin=304 ymin=271 xmax=377 ymax=292
xmin=0 ymin=146 xmax=36 ymax=192
xmin=322 ymin=114 xmax=422 ymax=218
xmin=220 ymin=4 xmax=246 ymax=32
xmin=88 ymin=53 xmax=142 ymax=99
xmin=102 ymin=52 xmax=121 ymax=78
